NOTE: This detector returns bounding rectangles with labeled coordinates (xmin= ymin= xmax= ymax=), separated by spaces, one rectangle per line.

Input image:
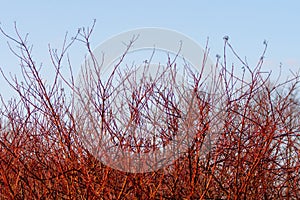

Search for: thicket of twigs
xmin=0 ymin=22 xmax=300 ymax=199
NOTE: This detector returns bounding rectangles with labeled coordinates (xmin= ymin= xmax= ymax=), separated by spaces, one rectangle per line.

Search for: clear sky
xmin=0 ymin=1 xmax=299 ymax=101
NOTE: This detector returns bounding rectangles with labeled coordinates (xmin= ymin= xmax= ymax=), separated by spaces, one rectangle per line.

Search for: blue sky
xmin=0 ymin=1 xmax=299 ymax=101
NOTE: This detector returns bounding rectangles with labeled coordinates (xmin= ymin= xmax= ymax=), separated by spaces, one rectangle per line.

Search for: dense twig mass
xmin=0 ymin=22 xmax=299 ymax=199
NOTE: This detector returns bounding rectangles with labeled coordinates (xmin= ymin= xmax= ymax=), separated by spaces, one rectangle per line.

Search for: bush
xmin=0 ymin=22 xmax=299 ymax=199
